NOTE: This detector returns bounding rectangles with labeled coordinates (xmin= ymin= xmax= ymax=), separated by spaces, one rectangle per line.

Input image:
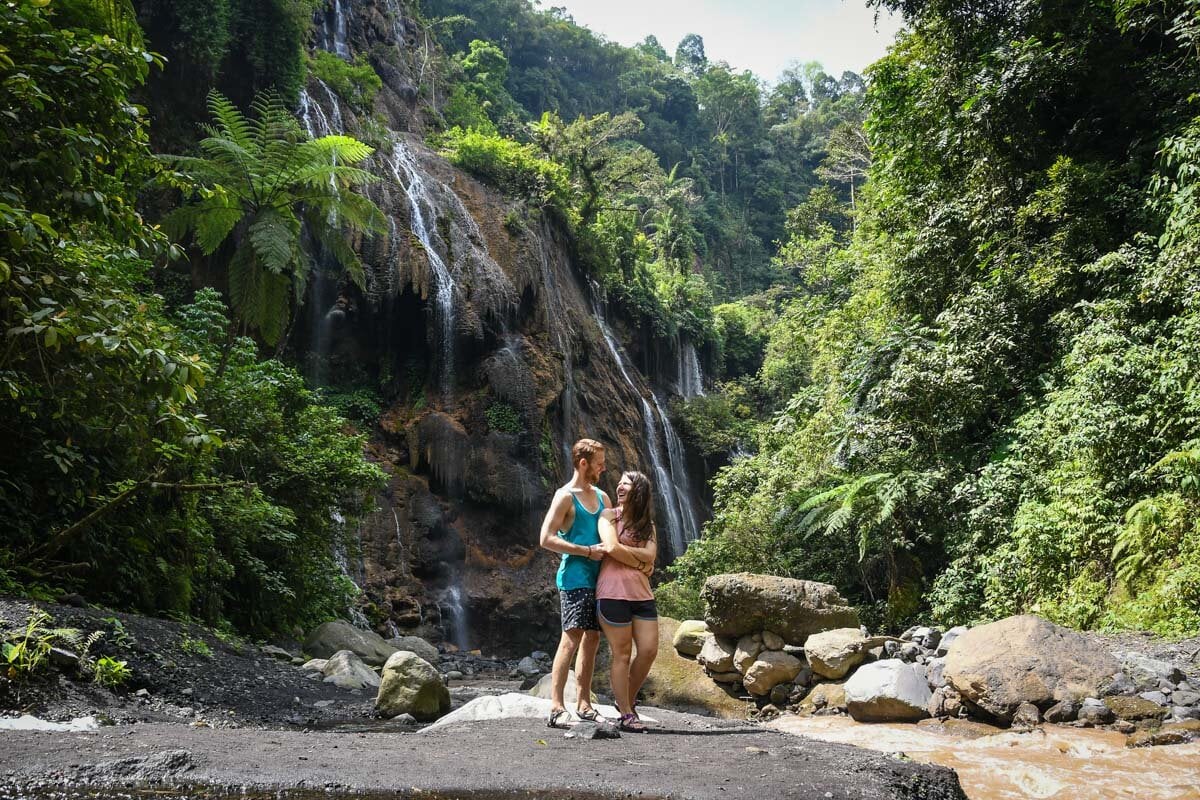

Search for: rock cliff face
xmin=292 ymin=0 xmax=709 ymax=655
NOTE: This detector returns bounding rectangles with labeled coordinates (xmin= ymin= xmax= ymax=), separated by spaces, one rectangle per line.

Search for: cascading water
xmin=383 ymin=139 xmax=458 ymax=399
xmin=678 ymin=340 xmax=706 ymax=398
xmin=330 ymin=510 xmax=371 ymax=628
xmin=439 ymin=584 xmax=469 ymax=651
xmin=536 ymin=239 xmax=576 ymax=468
xmin=592 ymin=297 xmax=700 ymax=557
xmin=319 ymin=0 xmax=351 ymax=59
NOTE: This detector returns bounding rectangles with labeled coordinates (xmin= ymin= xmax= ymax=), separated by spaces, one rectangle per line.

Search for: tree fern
xmin=160 ymin=91 xmax=385 ymax=345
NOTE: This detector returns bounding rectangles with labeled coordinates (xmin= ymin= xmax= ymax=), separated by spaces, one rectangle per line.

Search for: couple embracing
xmin=537 ymin=438 xmax=659 ymax=733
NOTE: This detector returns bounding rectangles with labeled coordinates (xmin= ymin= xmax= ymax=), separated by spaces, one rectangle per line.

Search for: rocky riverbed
xmin=0 ymin=598 xmax=967 ymax=799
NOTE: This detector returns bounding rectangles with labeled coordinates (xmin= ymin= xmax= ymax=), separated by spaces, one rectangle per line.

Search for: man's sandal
xmin=576 ymin=706 xmax=601 ymax=722
xmin=547 ymin=708 xmax=570 ymax=728
xmin=617 ymin=713 xmax=646 ymax=733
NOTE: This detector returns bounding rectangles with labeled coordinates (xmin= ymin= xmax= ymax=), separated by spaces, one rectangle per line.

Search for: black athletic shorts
xmin=560 ymin=588 xmax=600 ymax=631
xmin=597 ymin=597 xmax=658 ymax=627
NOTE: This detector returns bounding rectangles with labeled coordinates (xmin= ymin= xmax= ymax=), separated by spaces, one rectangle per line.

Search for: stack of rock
xmin=672 ymin=576 xmax=1200 ymax=747
xmin=680 ymin=574 xmax=859 ymax=712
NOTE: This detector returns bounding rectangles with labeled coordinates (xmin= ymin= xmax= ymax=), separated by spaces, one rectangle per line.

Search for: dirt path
xmin=0 ymin=713 xmax=966 ymax=800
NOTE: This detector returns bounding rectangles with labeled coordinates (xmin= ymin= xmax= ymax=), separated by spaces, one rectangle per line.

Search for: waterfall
xmin=439 ymin=584 xmax=470 ymax=651
xmin=591 ymin=298 xmax=700 ymax=557
xmin=319 ymin=0 xmax=350 ymax=59
xmin=331 ymin=510 xmax=371 ymax=628
xmin=678 ymin=340 xmax=706 ymax=398
xmin=298 ymin=88 xmax=331 ymax=138
xmin=383 ymin=140 xmax=457 ymax=399
xmin=536 ymin=239 xmax=576 ymax=468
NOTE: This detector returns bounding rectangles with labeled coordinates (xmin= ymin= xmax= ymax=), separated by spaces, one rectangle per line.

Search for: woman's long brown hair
xmin=619 ymin=471 xmax=656 ymax=544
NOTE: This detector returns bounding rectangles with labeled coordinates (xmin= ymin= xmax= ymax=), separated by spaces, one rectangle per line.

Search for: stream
xmin=770 ymin=715 xmax=1200 ymax=800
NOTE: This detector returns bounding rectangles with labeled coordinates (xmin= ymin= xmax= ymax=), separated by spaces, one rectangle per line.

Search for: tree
xmin=160 ymin=92 xmax=385 ymax=347
xmin=674 ymin=33 xmax=708 ymax=77
xmin=816 ymin=123 xmax=872 ymax=212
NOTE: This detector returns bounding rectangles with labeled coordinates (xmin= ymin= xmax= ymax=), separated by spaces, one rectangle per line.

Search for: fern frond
xmin=249 ymin=208 xmax=299 ymax=275
xmin=206 ymin=92 xmax=257 ymax=153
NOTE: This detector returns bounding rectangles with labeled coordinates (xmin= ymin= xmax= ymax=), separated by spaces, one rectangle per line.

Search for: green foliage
xmin=323 ymin=387 xmax=384 ymax=427
xmin=160 ymin=91 xmax=385 ymax=344
xmin=673 ymin=386 xmax=755 ymax=458
xmin=437 ymin=127 xmax=572 ymax=211
xmin=485 ymin=401 xmax=522 ymax=434
xmin=179 ymin=633 xmax=213 ymax=658
xmin=309 ymin=51 xmax=383 ymax=110
xmin=2 ymin=609 xmax=82 ymax=682
xmin=93 ymin=656 xmax=132 ymax=688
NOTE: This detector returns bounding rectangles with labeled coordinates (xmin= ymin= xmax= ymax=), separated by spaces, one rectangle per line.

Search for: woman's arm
xmin=598 ymin=514 xmax=656 ymax=574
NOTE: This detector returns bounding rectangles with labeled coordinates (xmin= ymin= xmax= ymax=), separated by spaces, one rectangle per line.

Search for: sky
xmin=542 ymin=0 xmax=905 ymax=83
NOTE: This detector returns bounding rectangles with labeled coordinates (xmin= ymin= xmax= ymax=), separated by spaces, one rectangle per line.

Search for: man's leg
xmin=573 ymin=629 xmax=601 ymax=710
xmin=550 ymin=628 xmax=583 ymax=712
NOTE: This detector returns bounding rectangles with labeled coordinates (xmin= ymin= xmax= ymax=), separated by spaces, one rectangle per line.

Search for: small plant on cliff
xmin=93 ymin=656 xmax=132 ymax=689
xmin=1 ymin=609 xmax=83 ymax=682
xmin=179 ymin=633 xmax=213 ymax=659
xmin=308 ymin=51 xmax=383 ymax=111
xmin=485 ymin=401 xmax=522 ymax=434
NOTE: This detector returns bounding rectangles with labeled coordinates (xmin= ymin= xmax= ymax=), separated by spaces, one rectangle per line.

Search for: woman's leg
xmin=627 ymin=616 xmax=659 ymax=708
xmin=599 ymin=618 xmax=634 ymax=714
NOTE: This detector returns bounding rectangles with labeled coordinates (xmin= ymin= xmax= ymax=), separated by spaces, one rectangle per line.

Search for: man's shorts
xmin=560 ymin=588 xmax=600 ymax=631
xmin=597 ymin=597 xmax=658 ymax=627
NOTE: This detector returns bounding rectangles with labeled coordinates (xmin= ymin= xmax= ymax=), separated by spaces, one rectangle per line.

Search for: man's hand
xmin=587 ymin=544 xmax=606 ymax=561
xmin=638 ymin=560 xmax=654 ymax=577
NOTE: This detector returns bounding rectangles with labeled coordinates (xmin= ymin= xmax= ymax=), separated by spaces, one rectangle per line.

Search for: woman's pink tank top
xmin=595 ymin=511 xmax=654 ymax=601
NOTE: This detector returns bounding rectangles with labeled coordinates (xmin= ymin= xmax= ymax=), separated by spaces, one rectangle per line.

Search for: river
xmin=770 ymin=715 xmax=1200 ymax=799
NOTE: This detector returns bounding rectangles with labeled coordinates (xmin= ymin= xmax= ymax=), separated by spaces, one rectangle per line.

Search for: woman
xmin=595 ymin=471 xmax=658 ymax=733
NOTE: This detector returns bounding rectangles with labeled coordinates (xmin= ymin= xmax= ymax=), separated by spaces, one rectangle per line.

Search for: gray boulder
xmin=671 ymin=620 xmax=710 ymax=657
xmin=261 ymin=645 xmax=294 ymax=661
xmin=762 ymin=630 xmax=785 ymax=651
xmin=1077 ymin=698 xmax=1114 ymax=726
xmin=845 ymin=659 xmax=931 ymax=722
xmin=305 ymin=620 xmax=397 ymax=667
xmin=1012 ymin=702 xmax=1041 ymax=729
xmin=804 ymin=628 xmax=879 ymax=679
xmin=701 ymin=573 xmax=859 ymax=645
xmin=322 ymin=650 xmax=381 ymax=690
xmin=1139 ymin=691 xmax=1169 ymax=707
xmin=734 ymin=634 xmax=763 ymax=674
xmin=926 ymin=657 xmax=947 ymax=689
xmin=697 ymin=635 xmax=736 ymax=674
xmin=528 ymin=671 xmax=595 ymax=705
xmin=386 ymin=635 xmax=439 ymax=665
xmin=1118 ymin=652 xmax=1186 ymax=692
xmin=515 ymin=656 xmax=542 ymax=678
xmin=1172 ymin=689 xmax=1200 ymax=707
xmin=375 ymin=650 xmax=450 ymax=721
xmin=943 ymin=615 xmax=1119 ymax=723
xmin=742 ymin=651 xmax=804 ymax=696
xmin=1043 ymin=700 xmax=1078 ymax=723
xmin=935 ymin=626 xmax=968 ymax=657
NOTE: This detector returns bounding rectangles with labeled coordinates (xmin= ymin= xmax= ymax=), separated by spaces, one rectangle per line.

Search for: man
xmin=538 ymin=438 xmax=609 ymax=727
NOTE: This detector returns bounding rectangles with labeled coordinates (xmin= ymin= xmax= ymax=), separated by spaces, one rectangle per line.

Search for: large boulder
xmin=638 ymin=618 xmax=750 ymax=719
xmin=805 ymin=628 xmax=871 ymax=680
xmin=1116 ymin=652 xmax=1185 ymax=692
xmin=375 ymin=651 xmax=450 ymax=721
xmin=305 ymin=620 xmax=397 ymax=667
xmin=944 ymin=615 xmax=1120 ymax=723
xmin=798 ymin=683 xmax=847 ymax=714
xmin=672 ymin=620 xmax=710 ymax=657
xmin=321 ymin=650 xmax=381 ymax=690
xmin=701 ymin=573 xmax=859 ymax=645
xmin=386 ymin=635 xmax=439 ymax=665
xmin=742 ymin=651 xmax=804 ymax=697
xmin=845 ymin=659 xmax=931 ymax=722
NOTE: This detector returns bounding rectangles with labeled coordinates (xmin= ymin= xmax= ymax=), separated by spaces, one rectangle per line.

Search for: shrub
xmin=308 ymin=50 xmax=383 ymax=110
xmin=93 ymin=656 xmax=132 ymax=688
xmin=437 ymin=127 xmax=572 ymax=212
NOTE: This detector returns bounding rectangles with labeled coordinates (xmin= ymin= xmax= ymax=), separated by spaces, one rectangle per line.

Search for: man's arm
xmin=539 ymin=491 xmax=601 ymax=560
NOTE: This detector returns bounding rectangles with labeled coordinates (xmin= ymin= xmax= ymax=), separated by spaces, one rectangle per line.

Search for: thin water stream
xmin=770 ymin=716 xmax=1200 ymax=800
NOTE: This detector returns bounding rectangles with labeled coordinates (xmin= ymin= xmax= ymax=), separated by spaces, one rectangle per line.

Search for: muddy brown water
xmin=770 ymin=716 xmax=1200 ymax=800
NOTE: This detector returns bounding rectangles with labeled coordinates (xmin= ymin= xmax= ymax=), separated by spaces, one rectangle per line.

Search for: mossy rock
xmin=1104 ymin=695 xmax=1169 ymax=722
xmin=636 ymin=617 xmax=750 ymax=720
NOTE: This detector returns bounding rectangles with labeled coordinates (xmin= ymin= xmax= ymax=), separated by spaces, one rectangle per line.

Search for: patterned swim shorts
xmin=559 ymin=588 xmax=599 ymax=632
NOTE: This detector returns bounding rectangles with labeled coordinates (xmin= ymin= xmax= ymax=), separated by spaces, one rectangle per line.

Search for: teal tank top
xmin=556 ymin=489 xmax=605 ymax=591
